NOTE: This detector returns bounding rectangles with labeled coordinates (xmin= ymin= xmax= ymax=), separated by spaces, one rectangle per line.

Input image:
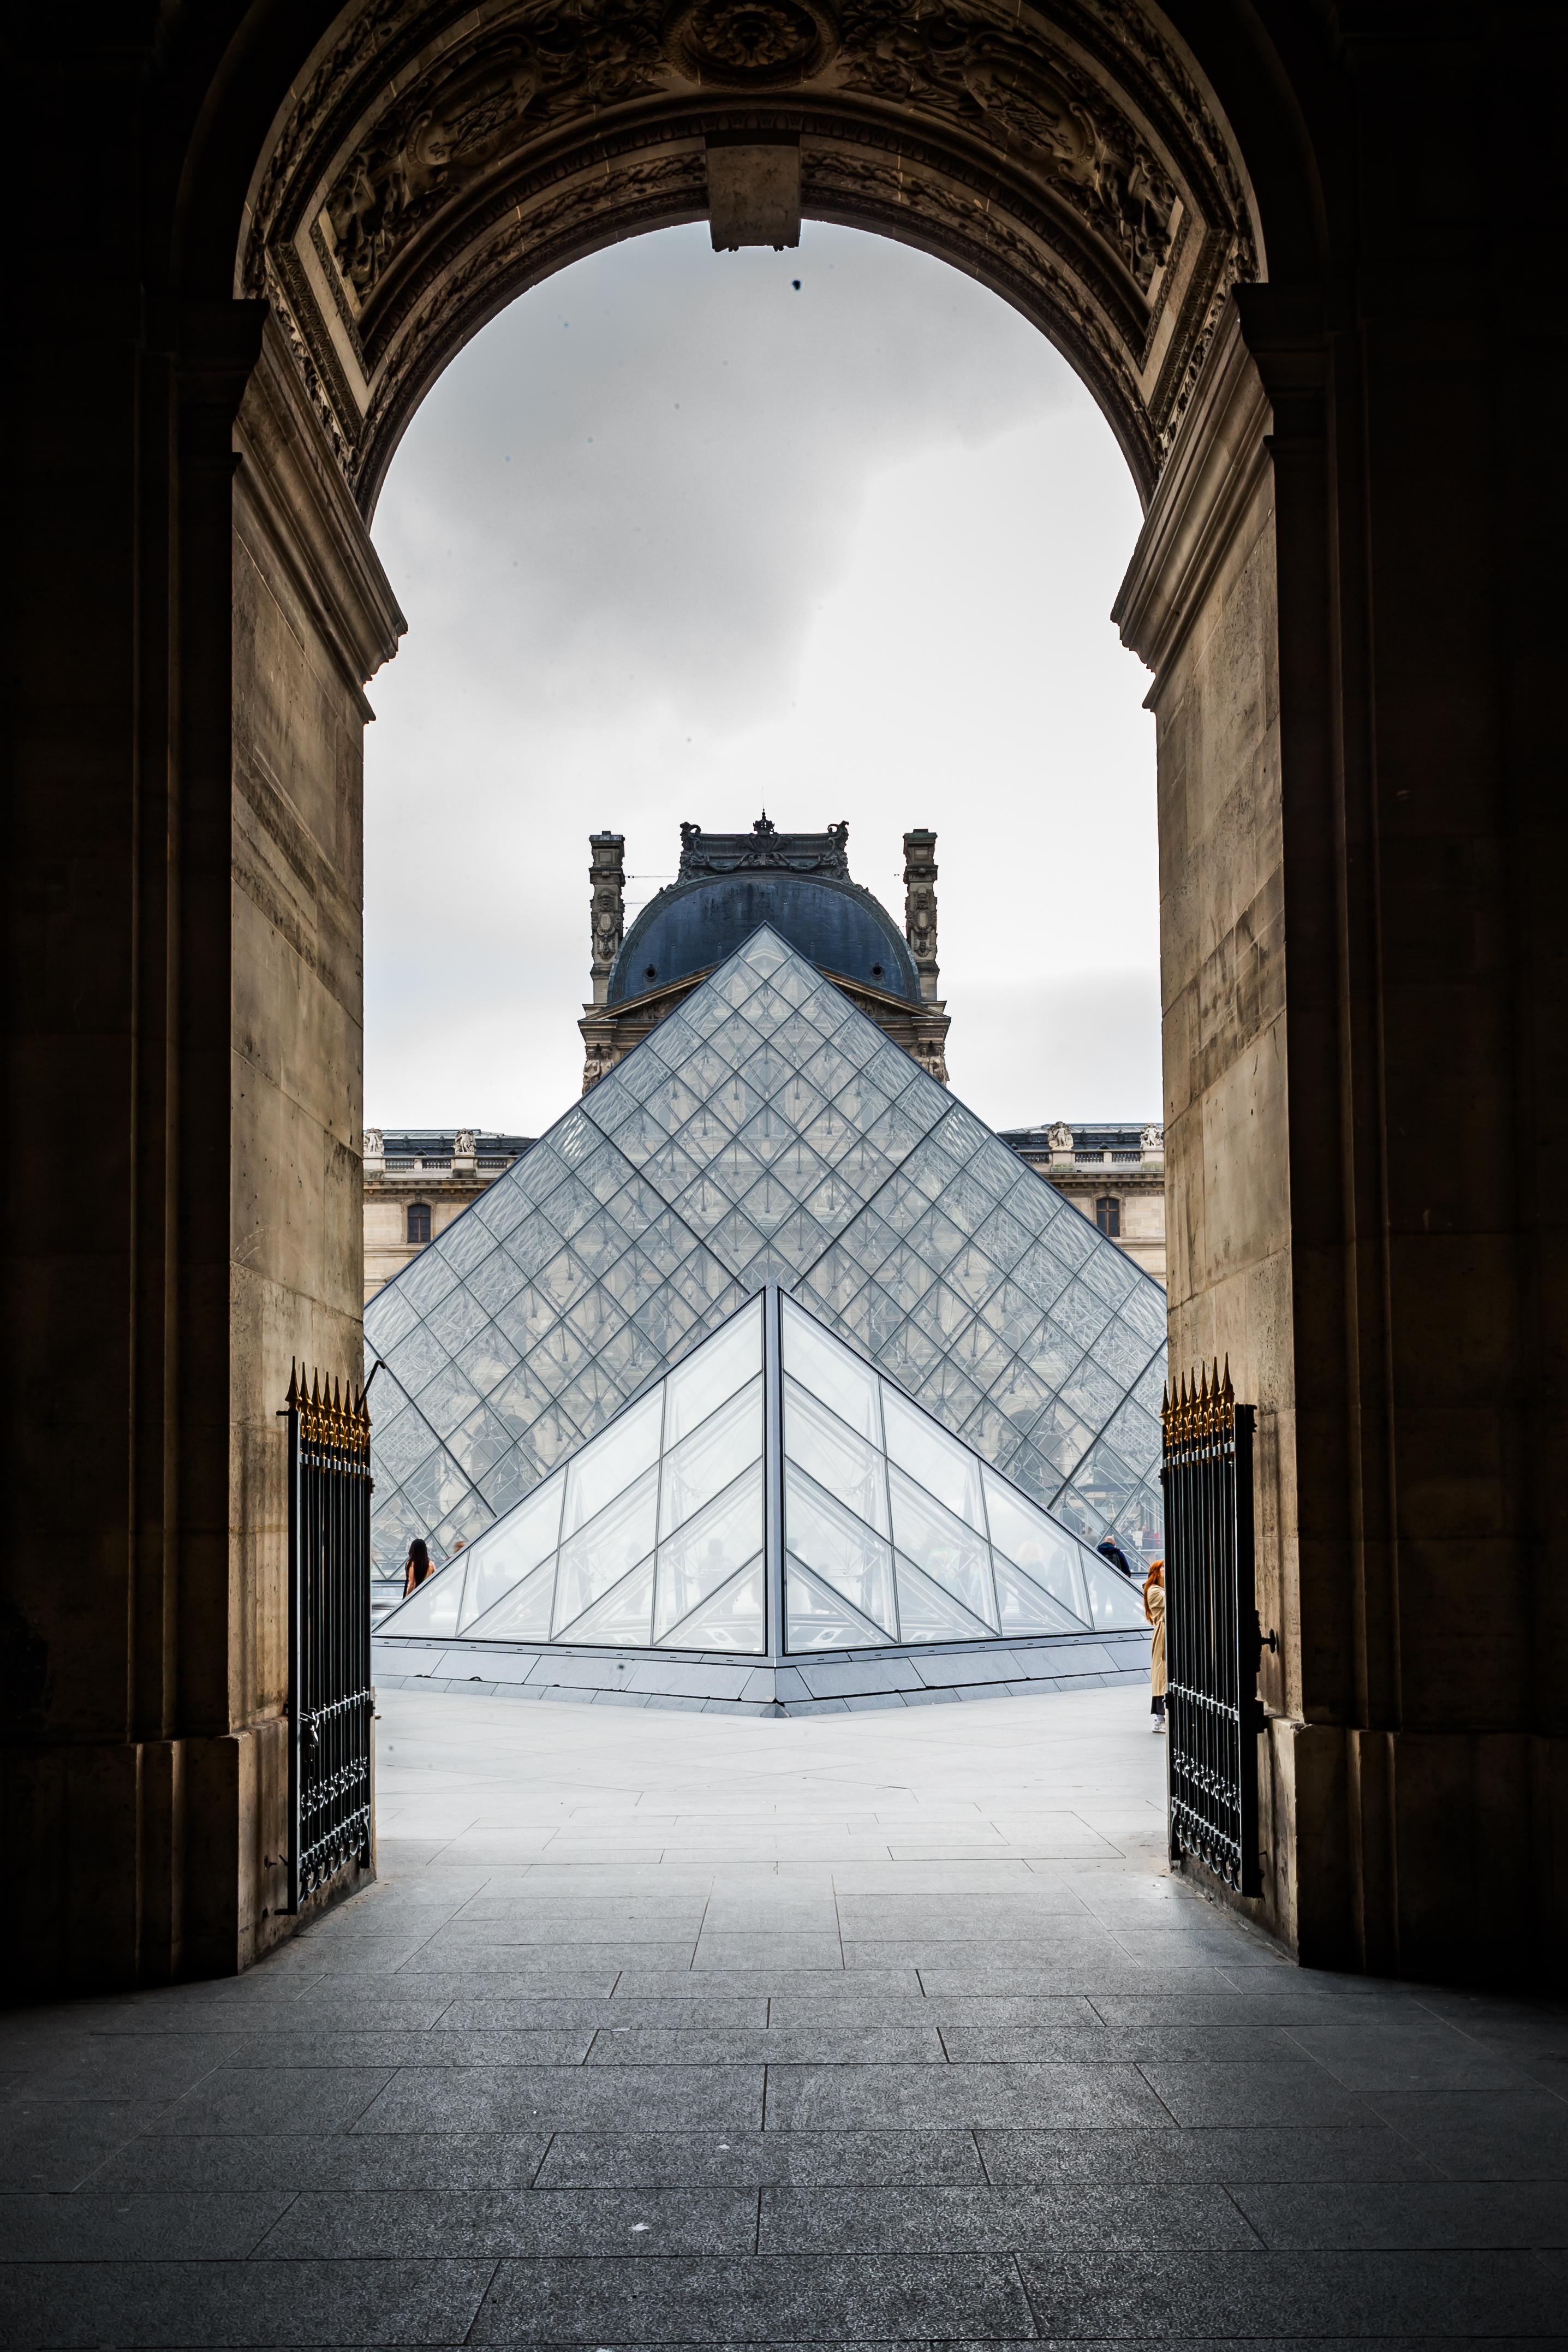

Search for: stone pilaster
xmin=903 ymin=830 xmax=941 ymax=1003
xmin=589 ymin=833 xmax=626 ymax=1009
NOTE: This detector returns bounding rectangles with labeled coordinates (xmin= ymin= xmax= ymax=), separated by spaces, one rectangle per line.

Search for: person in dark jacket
xmin=1097 ymin=1535 xmax=1135 ymax=1579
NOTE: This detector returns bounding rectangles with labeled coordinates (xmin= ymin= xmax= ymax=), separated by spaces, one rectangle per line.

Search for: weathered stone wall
xmin=221 ymin=323 xmax=402 ymax=1961
xmin=1116 ymin=306 xmax=1302 ymax=1944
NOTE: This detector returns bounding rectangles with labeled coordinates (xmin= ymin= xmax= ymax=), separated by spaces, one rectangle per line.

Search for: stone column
xmin=589 ymin=832 xmax=626 ymax=1008
xmin=903 ymin=830 xmax=941 ymax=1003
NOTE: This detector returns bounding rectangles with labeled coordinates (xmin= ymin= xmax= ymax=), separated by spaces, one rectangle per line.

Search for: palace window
xmin=1095 ymin=1196 xmax=1120 ymax=1238
xmin=407 ymin=1201 xmax=432 ymax=1245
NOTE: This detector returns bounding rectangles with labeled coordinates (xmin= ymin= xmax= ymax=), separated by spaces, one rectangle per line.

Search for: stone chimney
xmin=903 ymin=829 xmax=941 ymax=1004
xmin=588 ymin=831 xmax=625 ymax=1007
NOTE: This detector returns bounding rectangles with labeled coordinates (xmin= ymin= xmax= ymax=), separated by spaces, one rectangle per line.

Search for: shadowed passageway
xmin=2 ymin=1684 xmax=1565 ymax=2344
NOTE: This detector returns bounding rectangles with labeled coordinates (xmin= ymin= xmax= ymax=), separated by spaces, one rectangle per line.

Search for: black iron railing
xmin=1160 ymin=1360 xmax=1270 ymax=1895
xmin=282 ymin=1364 xmax=374 ymax=1911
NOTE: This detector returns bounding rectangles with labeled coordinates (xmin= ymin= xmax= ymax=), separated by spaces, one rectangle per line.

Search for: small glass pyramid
xmin=378 ymin=1289 xmax=1147 ymax=1657
xmin=364 ymin=924 xmax=1166 ymax=1579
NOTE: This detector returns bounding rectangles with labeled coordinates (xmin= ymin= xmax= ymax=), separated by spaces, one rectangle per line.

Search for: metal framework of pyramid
xmin=364 ymin=925 xmax=1167 ymax=1589
xmin=376 ymin=1288 xmax=1149 ymax=1694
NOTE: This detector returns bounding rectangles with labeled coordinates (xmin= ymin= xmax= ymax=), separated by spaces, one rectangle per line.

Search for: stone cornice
xmin=1110 ymin=293 xmax=1272 ymax=685
xmin=232 ymin=316 xmax=407 ymax=708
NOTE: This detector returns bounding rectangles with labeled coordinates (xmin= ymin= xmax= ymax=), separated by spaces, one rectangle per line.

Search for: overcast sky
xmin=363 ymin=221 xmax=1159 ymax=1140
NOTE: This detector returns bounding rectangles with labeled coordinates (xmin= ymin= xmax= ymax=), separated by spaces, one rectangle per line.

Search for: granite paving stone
xmin=756 ymin=2180 xmax=1262 ymax=2250
xmin=534 ymin=2129 xmax=987 ymax=2187
xmin=1229 ymin=2178 xmax=1568 ymax=2248
xmin=353 ymin=2062 xmax=766 ymax=2133
xmin=254 ymin=2187 xmax=760 ymax=2258
xmin=586 ymin=2025 xmax=947 ymax=2064
xmin=89 ymin=2133 xmax=555 ymax=2193
xmin=762 ymin=2059 xmax=1173 ymax=2130
xmin=468 ymin=2249 xmax=1035 ymax=2340
xmin=1017 ymin=2246 xmax=1564 ymax=2338
xmin=0 ymin=2257 xmax=498 ymax=2347
xmin=0 ymin=2189 xmax=293 ymax=2261
xmin=975 ymin=2125 xmax=1445 ymax=2184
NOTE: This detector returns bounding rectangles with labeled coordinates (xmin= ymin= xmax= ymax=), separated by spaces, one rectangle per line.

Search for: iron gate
xmin=282 ymin=1363 xmax=375 ymax=1912
xmin=1160 ymin=1360 xmax=1269 ymax=1895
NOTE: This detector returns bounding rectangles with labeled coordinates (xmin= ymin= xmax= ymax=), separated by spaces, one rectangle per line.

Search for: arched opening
xmin=13 ymin=0 xmax=1558 ymax=1998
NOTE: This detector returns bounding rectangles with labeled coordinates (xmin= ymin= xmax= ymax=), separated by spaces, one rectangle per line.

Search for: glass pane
xmin=893 ymin=1553 xmax=993 ymax=1644
xmin=457 ymin=1470 xmax=566 ymax=1629
xmin=709 ymin=1207 xmax=765 ymax=1270
xmin=448 ymin=1404 xmax=516 ymax=1481
xmin=434 ymin=1493 xmax=494 ymax=1557
xmin=981 ymin=1467 xmax=1090 ymax=1624
xmin=663 ymin=1296 xmax=762 ymax=1443
xmin=427 ymin=1283 xmax=490 ymax=1355
xmin=463 ymin=1553 xmax=556 ymax=1641
xmin=1082 ymin=1548 xmax=1149 ymax=1631
xmin=382 ymin=1558 xmax=465 ymax=1638
xmin=556 ymin=1555 xmax=655 ymax=1646
xmin=659 ymin=1557 xmax=765 ymax=1653
xmin=887 ymin=1466 xmax=997 ymax=1629
xmin=660 ymin=1377 xmax=763 ymax=1538
xmin=561 ymin=1388 xmax=663 ymax=1539
xmin=378 ymin=1406 xmax=439 ymax=1483
xmin=415 ymin=1362 xmax=482 ymax=1429
xmin=785 ymin=1555 xmax=886 ymax=1651
xmin=740 ymin=1173 xmax=800 ymax=1235
xmin=770 ymin=1208 xmax=831 ymax=1273
xmin=552 ymin=1463 xmax=659 ymax=1633
xmin=881 ymin=1389 xmax=985 ymax=1533
xmin=455 ymin=1323 xmax=521 ymax=1397
xmin=783 ymin=1377 xmax=889 ymax=1537
xmin=654 ymin=1464 xmax=764 ymax=1636
xmin=366 ymin=1285 xmax=420 ymax=1351
xmin=992 ymin=1553 xmax=1085 ymax=1636
xmin=782 ymin=1298 xmax=881 ymax=1442
xmin=398 ymin=1246 xmax=460 ymax=1315
xmin=783 ymin=1466 xmax=897 ymax=1637
xmin=403 ymin=1447 xmax=479 ymax=1529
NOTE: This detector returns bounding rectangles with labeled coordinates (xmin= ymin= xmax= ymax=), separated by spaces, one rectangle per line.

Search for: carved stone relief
xmin=831 ymin=0 xmax=1178 ymax=293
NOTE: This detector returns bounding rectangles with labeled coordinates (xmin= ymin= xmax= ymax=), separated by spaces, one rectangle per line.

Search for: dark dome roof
xmin=608 ymin=874 xmax=919 ymax=1005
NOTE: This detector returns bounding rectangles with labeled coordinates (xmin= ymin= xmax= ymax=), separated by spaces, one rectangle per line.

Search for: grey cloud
xmin=374 ymin=223 xmax=1083 ymax=723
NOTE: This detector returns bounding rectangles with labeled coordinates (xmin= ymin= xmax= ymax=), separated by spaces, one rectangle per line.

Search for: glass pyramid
xmin=378 ymin=1288 xmax=1148 ymax=1657
xmin=364 ymin=924 xmax=1167 ymax=1580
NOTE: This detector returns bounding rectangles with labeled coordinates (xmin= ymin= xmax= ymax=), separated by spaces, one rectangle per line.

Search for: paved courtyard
xmin=2 ymin=1682 xmax=1566 ymax=2345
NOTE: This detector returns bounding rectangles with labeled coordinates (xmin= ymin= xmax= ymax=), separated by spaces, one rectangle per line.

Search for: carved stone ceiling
xmin=240 ymin=0 xmax=1260 ymax=510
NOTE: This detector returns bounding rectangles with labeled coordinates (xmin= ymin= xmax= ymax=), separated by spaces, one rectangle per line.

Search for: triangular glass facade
xmin=379 ymin=1289 xmax=1147 ymax=1657
xmin=365 ymin=924 xmax=1166 ymax=1579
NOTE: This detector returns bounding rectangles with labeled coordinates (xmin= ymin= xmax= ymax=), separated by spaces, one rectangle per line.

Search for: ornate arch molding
xmin=239 ymin=0 xmax=1260 ymax=513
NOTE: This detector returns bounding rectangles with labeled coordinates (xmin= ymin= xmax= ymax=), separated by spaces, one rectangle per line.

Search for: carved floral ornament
xmin=242 ymin=0 xmax=1257 ymax=499
xmin=313 ymin=0 xmax=1185 ymax=314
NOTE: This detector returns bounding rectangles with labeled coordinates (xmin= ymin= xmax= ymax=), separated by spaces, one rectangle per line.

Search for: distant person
xmin=1097 ymin=1535 xmax=1135 ymax=1580
xmin=403 ymin=1539 xmax=434 ymax=1598
xmin=1144 ymin=1559 xmax=1166 ymax=1733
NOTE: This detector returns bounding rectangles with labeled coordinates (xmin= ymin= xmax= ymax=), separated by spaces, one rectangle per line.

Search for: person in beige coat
xmin=1144 ymin=1561 xmax=1167 ymax=1733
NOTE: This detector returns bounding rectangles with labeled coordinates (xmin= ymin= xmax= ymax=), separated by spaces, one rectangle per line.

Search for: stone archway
xmin=8 ymin=0 xmax=1563 ymax=1996
xmin=236 ymin=0 xmax=1260 ymax=515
